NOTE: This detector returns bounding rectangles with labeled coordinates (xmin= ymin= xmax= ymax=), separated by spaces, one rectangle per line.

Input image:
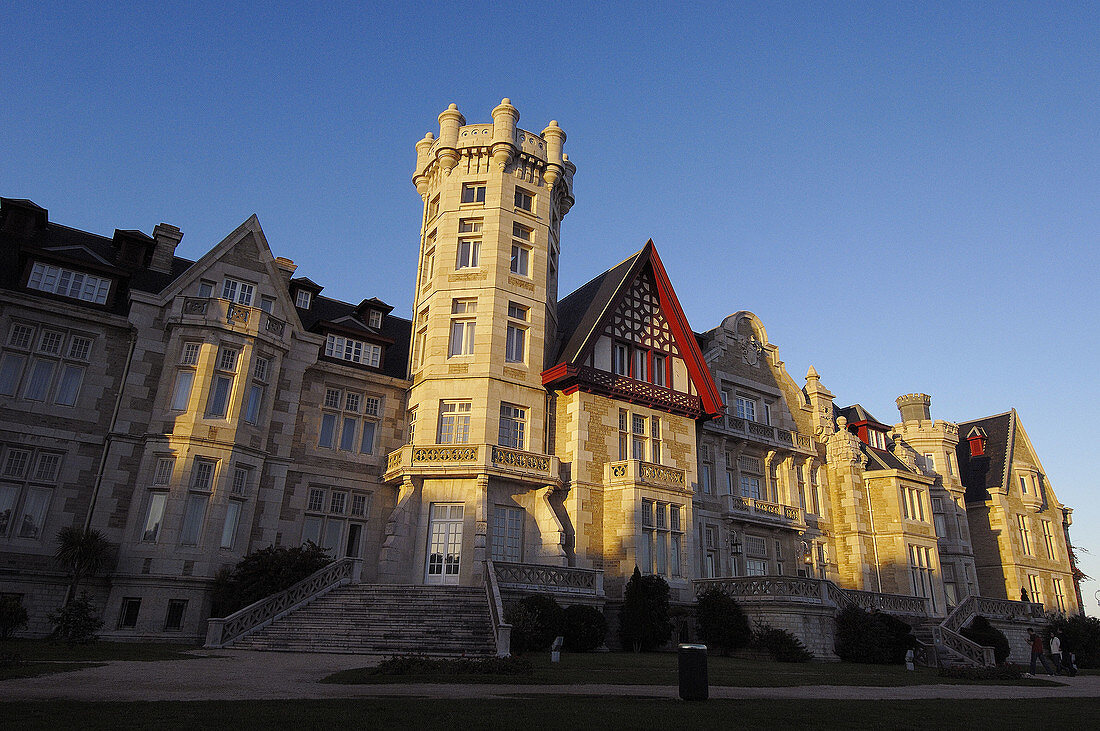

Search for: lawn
xmin=0 ymin=640 xmax=204 ymax=663
xmin=0 ymin=661 xmax=104 ymax=681
xmin=2 ymin=698 xmax=1097 ymax=730
xmin=322 ymin=652 xmax=1062 ymax=687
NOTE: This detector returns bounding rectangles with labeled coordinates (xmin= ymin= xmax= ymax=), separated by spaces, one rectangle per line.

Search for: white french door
xmin=426 ymin=503 xmax=464 ymax=585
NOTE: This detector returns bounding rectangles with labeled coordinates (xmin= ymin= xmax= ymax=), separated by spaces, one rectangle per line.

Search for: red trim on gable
xmin=646 ymin=243 xmax=724 ymax=417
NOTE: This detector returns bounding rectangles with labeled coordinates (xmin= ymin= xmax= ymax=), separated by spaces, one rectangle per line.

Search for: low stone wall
xmin=739 ymin=603 xmax=839 ymax=661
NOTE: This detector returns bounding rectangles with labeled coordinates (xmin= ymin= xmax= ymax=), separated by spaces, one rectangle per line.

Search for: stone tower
xmin=381 ymin=100 xmax=575 ymax=585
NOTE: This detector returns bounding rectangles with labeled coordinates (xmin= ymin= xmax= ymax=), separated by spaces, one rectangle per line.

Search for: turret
xmin=896 ymin=393 xmax=931 ymax=423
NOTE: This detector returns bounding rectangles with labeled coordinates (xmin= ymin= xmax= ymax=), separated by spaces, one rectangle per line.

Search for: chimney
xmin=274 ymin=256 xmax=298 ymax=284
xmin=151 ymin=224 xmax=183 ymax=274
xmin=896 ymin=393 xmax=931 ymax=423
xmin=1 ymin=198 xmax=48 ymax=237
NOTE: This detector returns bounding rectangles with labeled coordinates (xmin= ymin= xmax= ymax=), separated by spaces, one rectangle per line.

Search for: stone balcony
xmin=704 ymin=414 xmax=816 ymax=455
xmin=605 ymin=459 xmax=690 ymax=494
xmin=176 ymin=297 xmax=288 ymax=341
xmin=383 ymin=444 xmax=561 ymax=487
xmin=723 ymin=494 xmax=805 ymax=528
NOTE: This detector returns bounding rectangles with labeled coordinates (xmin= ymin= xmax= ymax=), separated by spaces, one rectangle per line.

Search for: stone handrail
xmin=607 ymin=460 xmax=687 ymax=491
xmin=204 ymin=557 xmax=361 ymax=648
xmin=494 ymin=561 xmax=605 ymax=597
xmin=693 ymin=576 xmax=827 ymax=604
xmin=179 ymin=297 xmax=287 ymax=341
xmin=384 ymin=444 xmax=559 ymax=486
xmin=941 ymin=594 xmax=1045 ymax=635
xmin=491 ymin=446 xmax=551 ymax=474
xmin=725 ymin=495 xmax=804 ymax=526
xmin=932 ymin=624 xmax=996 ymax=667
xmin=484 ymin=559 xmax=512 ymax=657
xmin=844 ymin=589 xmax=930 ymax=616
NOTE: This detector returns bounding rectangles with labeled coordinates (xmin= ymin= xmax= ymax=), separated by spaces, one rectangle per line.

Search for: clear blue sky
xmin=4 ymin=2 xmax=1098 ymax=613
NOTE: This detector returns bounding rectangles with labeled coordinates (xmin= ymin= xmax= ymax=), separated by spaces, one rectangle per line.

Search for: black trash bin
xmin=678 ymin=643 xmax=708 ymax=701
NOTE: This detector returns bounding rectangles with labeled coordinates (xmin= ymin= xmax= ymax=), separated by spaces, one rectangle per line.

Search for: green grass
xmin=0 ymin=640 xmax=203 ymax=662
xmin=322 ymin=652 xmax=1063 ymax=687
xmin=0 ymin=661 xmax=104 ymax=681
xmin=1 ymin=698 xmax=1096 ymax=730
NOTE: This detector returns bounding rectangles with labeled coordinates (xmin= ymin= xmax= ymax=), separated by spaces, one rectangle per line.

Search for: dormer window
xmin=27 ymin=263 xmax=110 ymax=305
xmin=867 ymin=429 xmax=887 ymax=450
xmin=295 ymin=289 xmax=312 ymax=309
xmin=368 ymin=310 xmax=382 ymax=329
xmin=966 ymin=427 xmax=987 ymax=457
xmin=325 ymin=334 xmax=381 ymax=367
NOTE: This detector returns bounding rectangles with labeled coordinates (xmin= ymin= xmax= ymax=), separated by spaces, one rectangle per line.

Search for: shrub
xmin=754 ymin=623 xmax=814 ymax=663
xmin=561 ymin=604 xmax=607 ymax=652
xmin=372 ymin=654 xmax=532 ymax=676
xmin=834 ymin=606 xmax=915 ymax=664
xmin=1047 ymin=613 xmax=1100 ymax=669
xmin=210 ymin=542 xmax=332 ymax=617
xmin=504 ymin=594 xmax=564 ymax=654
xmin=619 ymin=567 xmax=672 ymax=652
xmin=938 ymin=663 xmax=1024 ymax=681
xmin=959 ymin=615 xmax=1010 ymax=665
xmin=0 ymin=596 xmax=29 ymax=639
xmin=46 ymin=593 xmax=103 ymax=645
xmin=694 ymin=588 xmax=751 ymax=655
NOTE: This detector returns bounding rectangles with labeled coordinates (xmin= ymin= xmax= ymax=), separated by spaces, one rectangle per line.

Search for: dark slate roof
xmin=837 ymin=404 xmax=890 ymax=429
xmin=956 ymin=411 xmax=1013 ymax=503
xmin=553 ymin=249 xmax=643 ymax=365
xmin=297 ymin=294 xmax=410 ymax=380
xmin=863 ymin=444 xmax=915 ymax=473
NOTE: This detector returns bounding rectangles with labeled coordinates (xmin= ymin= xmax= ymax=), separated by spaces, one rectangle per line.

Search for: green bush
xmin=754 ymin=623 xmax=814 ymax=663
xmin=504 ymin=594 xmax=564 ymax=654
xmin=694 ymin=588 xmax=751 ymax=655
xmin=561 ymin=604 xmax=607 ymax=652
xmin=960 ymin=615 xmax=1010 ymax=665
xmin=0 ymin=596 xmax=29 ymax=639
xmin=372 ymin=654 xmax=532 ymax=676
xmin=1047 ymin=614 xmax=1100 ymax=669
xmin=834 ymin=606 xmax=915 ymax=664
xmin=210 ymin=542 xmax=332 ymax=617
xmin=938 ymin=663 xmax=1024 ymax=680
xmin=46 ymin=593 xmax=103 ymax=645
xmin=619 ymin=568 xmax=672 ymax=652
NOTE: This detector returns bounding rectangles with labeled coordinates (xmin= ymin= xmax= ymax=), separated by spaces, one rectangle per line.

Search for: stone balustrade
xmin=493 ymin=560 xmax=604 ymax=597
xmin=606 ymin=460 xmax=688 ymax=491
xmin=383 ymin=444 xmax=559 ymax=485
xmin=844 ymin=588 xmax=930 ymax=616
xmin=707 ymin=415 xmax=816 ymax=455
xmin=179 ymin=297 xmax=288 ymax=341
xmin=724 ymin=494 xmax=804 ymax=527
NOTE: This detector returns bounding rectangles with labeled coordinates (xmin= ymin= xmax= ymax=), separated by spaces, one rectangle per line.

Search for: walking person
xmin=1027 ymin=628 xmax=1055 ymax=675
xmin=1050 ymin=631 xmax=1063 ymax=673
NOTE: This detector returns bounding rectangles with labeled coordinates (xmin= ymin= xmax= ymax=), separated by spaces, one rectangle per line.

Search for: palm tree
xmin=54 ymin=526 xmax=113 ymax=604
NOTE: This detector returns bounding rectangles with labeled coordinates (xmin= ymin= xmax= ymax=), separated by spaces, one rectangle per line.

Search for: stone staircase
xmin=228 ymin=584 xmax=496 ymax=656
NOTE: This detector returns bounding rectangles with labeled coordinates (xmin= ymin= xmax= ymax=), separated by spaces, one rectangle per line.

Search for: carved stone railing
xmin=204 ymin=556 xmax=362 ymax=648
xmin=707 ymin=414 xmax=816 ymax=454
xmin=545 ymin=364 xmax=703 ymax=417
xmin=484 ymin=559 xmax=512 ymax=657
xmin=941 ymin=594 xmax=1045 ymax=635
xmin=494 ymin=561 xmax=604 ymax=597
xmin=693 ymin=576 xmax=827 ymax=604
xmin=724 ymin=495 xmax=804 ymax=527
xmin=932 ymin=624 xmax=996 ymax=667
xmin=606 ymin=460 xmax=688 ymax=491
xmin=491 ymin=446 xmax=551 ymax=474
xmin=383 ymin=444 xmax=559 ymax=486
xmin=844 ymin=589 xmax=930 ymax=616
xmin=177 ymin=297 xmax=286 ymax=341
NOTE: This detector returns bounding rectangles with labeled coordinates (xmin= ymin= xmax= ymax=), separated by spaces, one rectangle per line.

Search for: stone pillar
xmin=379 ymin=477 xmax=419 ymax=583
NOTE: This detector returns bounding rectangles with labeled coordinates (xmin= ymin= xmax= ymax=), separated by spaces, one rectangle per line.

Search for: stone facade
xmin=0 ymin=101 xmax=1082 ymax=647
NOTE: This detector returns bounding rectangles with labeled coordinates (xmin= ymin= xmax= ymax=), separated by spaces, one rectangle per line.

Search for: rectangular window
xmin=53 ymin=364 xmax=84 ymax=406
xmin=491 ymin=505 xmax=524 ymax=563
xmin=28 ymin=262 xmax=111 ymax=304
xmin=231 ymin=466 xmax=250 ymax=496
xmin=141 ymin=492 xmax=167 ymax=542
xmin=363 ymin=396 xmax=381 ymax=417
xmin=0 ymin=353 xmax=26 ymax=396
xmin=514 ymin=188 xmax=533 ymax=211
xmin=307 ymin=488 xmax=325 ymax=512
xmin=351 ymin=494 xmax=368 ymax=518
xmin=735 ymin=397 xmax=756 ymax=422
xmin=632 ymin=348 xmax=648 ymax=382
xmin=1041 ymin=520 xmax=1057 ymax=560
xmin=510 ymin=245 xmax=530 ymax=276
xmin=220 ymin=501 xmax=242 ymax=549
xmin=746 ymin=558 xmax=768 ymax=576
xmin=499 ymin=403 xmax=526 ymax=450
xmin=170 ymin=370 xmax=194 ymax=411
xmin=191 ymin=459 xmax=216 ymax=491
xmin=1053 ymin=577 xmax=1066 ymax=612
xmin=612 ymin=343 xmax=629 ymax=376
xmin=118 ymin=598 xmax=141 ymax=629
xmin=461 ymin=183 xmax=486 ymax=204
xmin=259 ymin=296 xmax=275 ymax=314
xmin=427 ymin=195 xmax=439 ymax=219
xmin=180 ymin=493 xmax=209 ymax=545
xmin=23 ymin=359 xmax=56 ymax=400
xmin=741 ymin=475 xmax=762 ymax=500
xmin=340 ymin=417 xmax=357 ymax=451
xmin=295 ymin=289 xmax=312 ymax=309
xmin=456 ymin=239 xmax=480 ymax=269
xmin=513 ymin=222 xmax=533 ymax=241
xmin=1019 ymin=475 xmax=1028 ymax=495
xmin=164 ymin=600 xmax=187 ymax=631
xmin=153 ymin=457 xmax=175 ymax=486
xmin=407 ymin=407 xmax=417 ymax=444
xmin=68 ymin=336 xmax=92 ymax=361
xmin=218 ymin=347 xmax=238 ymax=372
xmin=324 ymin=388 xmax=342 ymax=409
xmin=924 ymin=453 xmax=936 ymax=472
xmin=181 ymin=342 xmax=201 ymax=366
xmin=368 ymin=310 xmax=382 ymax=329
xmin=8 ymin=323 xmax=35 ymax=349
xmin=0 ymin=485 xmax=17 ymax=535
xmin=319 ymin=413 xmax=338 ymax=448
xmin=38 ymin=330 xmax=64 ymax=355
xmin=505 ymin=325 xmax=526 ymax=363
xmin=221 ymin=278 xmax=254 ymax=306
xmin=448 ymin=300 xmax=477 ymax=357
xmin=438 ymin=401 xmax=472 ymax=444
xmin=32 ymin=453 xmax=60 ymax=482
xmin=902 ymin=486 xmax=926 ymax=521
xmin=16 ymin=487 xmax=49 ymax=538
xmin=1018 ymin=514 xmax=1033 ymax=556
xmin=329 ymin=492 xmax=347 ymax=515
xmin=253 ymin=356 xmax=270 ymax=383
xmin=359 ymin=420 xmax=376 ymax=455
xmin=198 ymin=280 xmax=214 ymax=298
xmin=206 ymin=374 xmax=233 ymax=418
xmin=244 ymin=383 xmax=264 ymax=424
xmin=701 ymin=464 xmax=713 ymax=494
xmin=1028 ymin=574 xmax=1043 ymax=604
xmin=302 ymin=516 xmax=322 ymax=545
xmin=3 ymin=449 xmax=31 ymax=478
xmin=652 ymin=354 xmax=667 ymax=387
xmin=745 ymin=535 xmax=767 ymax=556
xmin=934 ymin=513 xmax=947 ymax=537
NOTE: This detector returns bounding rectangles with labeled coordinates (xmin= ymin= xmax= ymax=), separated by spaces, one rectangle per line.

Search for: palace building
xmin=0 ymin=101 xmax=1082 ymax=654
